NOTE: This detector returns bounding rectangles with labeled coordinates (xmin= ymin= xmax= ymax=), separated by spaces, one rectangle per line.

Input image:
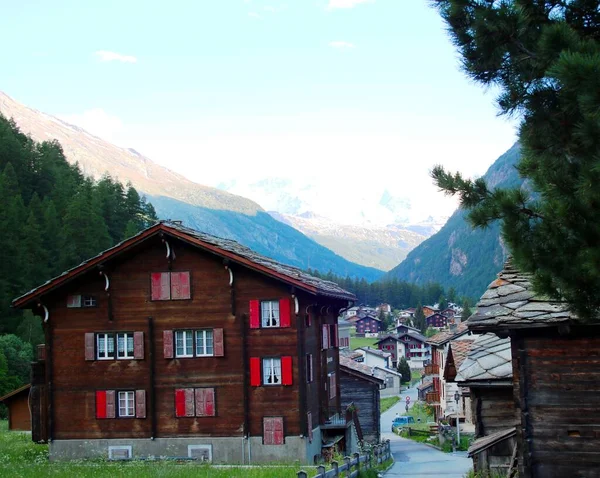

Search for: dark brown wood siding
xmin=516 ymin=330 xmax=600 ymax=478
xmin=6 ymin=393 xmax=31 ymax=431
xmin=471 ymin=387 xmax=517 ymax=437
xmin=339 ymin=372 xmax=380 ymax=443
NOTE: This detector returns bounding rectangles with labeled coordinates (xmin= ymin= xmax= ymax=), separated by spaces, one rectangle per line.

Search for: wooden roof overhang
xmin=13 ymin=222 xmax=356 ymax=309
xmin=0 ymin=383 xmax=31 ymax=403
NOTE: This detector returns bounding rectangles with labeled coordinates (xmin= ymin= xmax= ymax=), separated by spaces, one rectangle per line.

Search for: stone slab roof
xmin=13 ymin=221 xmax=356 ymax=307
xmin=456 ymin=333 xmax=512 ymax=383
xmin=467 ymin=260 xmax=576 ymax=331
xmin=449 ymin=339 xmax=475 ymax=372
xmin=426 ymin=322 xmax=470 ymax=346
xmin=339 ymin=353 xmax=385 ymax=384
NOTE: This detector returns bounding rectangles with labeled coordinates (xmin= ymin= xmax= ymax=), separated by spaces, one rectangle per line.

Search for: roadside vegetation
xmin=350 ymin=337 xmax=378 ymax=350
xmin=380 ymin=396 xmax=400 ymax=413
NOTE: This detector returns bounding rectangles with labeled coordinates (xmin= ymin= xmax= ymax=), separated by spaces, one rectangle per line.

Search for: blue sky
xmin=0 ymin=0 xmax=518 ymax=224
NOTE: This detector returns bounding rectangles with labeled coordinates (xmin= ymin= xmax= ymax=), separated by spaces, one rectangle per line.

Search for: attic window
xmin=67 ymin=295 xmax=96 ymax=308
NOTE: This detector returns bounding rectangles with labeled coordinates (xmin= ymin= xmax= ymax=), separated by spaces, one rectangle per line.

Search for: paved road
xmin=381 ymin=385 xmax=472 ymax=478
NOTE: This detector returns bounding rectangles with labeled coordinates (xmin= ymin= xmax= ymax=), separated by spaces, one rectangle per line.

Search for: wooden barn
xmin=339 ymin=353 xmax=384 ymax=444
xmin=13 ymin=221 xmax=357 ymax=463
xmin=452 ymin=333 xmax=518 ymax=475
xmin=468 ymin=261 xmax=600 ymax=478
xmin=0 ymin=384 xmax=31 ymax=431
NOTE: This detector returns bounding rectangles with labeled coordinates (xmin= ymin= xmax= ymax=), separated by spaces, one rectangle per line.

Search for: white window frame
xmin=116 ymin=332 xmax=135 ymax=359
xmin=195 ymin=329 xmax=214 ymax=356
xmin=263 ymin=357 xmax=281 ymax=385
xmin=175 ymin=330 xmax=194 ymax=358
xmin=261 ymin=300 xmax=280 ymax=328
xmin=118 ymin=391 xmax=135 ymax=417
xmin=188 ymin=444 xmax=212 ymax=462
xmin=96 ymin=333 xmax=115 ymax=360
xmin=108 ymin=445 xmax=132 ymax=460
xmin=82 ymin=295 xmax=97 ymax=307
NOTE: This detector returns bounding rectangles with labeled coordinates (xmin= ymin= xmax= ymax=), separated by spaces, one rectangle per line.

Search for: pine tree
xmin=431 ymin=0 xmax=600 ymax=320
xmin=397 ymin=357 xmax=411 ymax=384
xmin=414 ymin=305 xmax=426 ymax=333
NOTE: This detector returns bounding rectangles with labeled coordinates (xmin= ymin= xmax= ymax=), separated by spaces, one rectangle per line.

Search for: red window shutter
xmin=194 ymin=388 xmax=206 ymax=417
xmin=307 ymin=412 xmax=313 ymax=442
xmin=96 ymin=390 xmax=107 ymax=418
xmin=106 ymin=390 xmax=116 ymax=418
xmin=135 ymin=390 xmax=146 ymax=418
xmin=85 ymin=333 xmax=95 ymax=361
xmin=134 ymin=332 xmax=144 ymax=359
xmin=273 ymin=417 xmax=284 ymax=445
xmin=151 ymin=272 xmax=170 ymax=300
xmin=279 ymin=298 xmax=291 ymax=328
xmin=250 ymin=357 xmax=261 ymax=386
xmin=249 ymin=300 xmax=260 ymax=329
xmin=322 ymin=325 xmax=329 ymax=350
xmin=205 ymin=388 xmax=215 ymax=416
xmin=281 ymin=355 xmax=293 ymax=386
xmin=163 ymin=330 xmax=173 ymax=359
xmin=213 ymin=328 xmax=224 ymax=357
xmin=263 ymin=417 xmax=274 ymax=445
xmin=185 ymin=388 xmax=195 ymax=416
xmin=171 ymin=272 xmax=191 ymax=300
xmin=175 ymin=389 xmax=186 ymax=417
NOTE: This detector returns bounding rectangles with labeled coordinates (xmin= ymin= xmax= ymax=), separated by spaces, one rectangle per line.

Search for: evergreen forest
xmin=0 ymin=114 xmax=157 ymax=403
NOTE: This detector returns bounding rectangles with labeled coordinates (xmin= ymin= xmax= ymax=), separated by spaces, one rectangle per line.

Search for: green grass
xmin=380 ymin=396 xmax=400 ymax=413
xmin=350 ymin=337 xmax=378 ymax=350
xmin=0 ymin=420 xmax=299 ymax=477
xmin=410 ymin=370 xmax=422 ymax=385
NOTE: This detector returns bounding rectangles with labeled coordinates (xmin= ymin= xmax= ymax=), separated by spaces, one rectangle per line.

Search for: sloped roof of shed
xmin=339 ymin=354 xmax=385 ymax=384
xmin=13 ymin=221 xmax=356 ymax=307
xmin=456 ymin=333 xmax=512 ymax=383
xmin=467 ymin=260 xmax=576 ymax=331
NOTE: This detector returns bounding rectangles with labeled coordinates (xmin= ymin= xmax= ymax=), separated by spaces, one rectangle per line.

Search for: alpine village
xmin=1 ymin=2 xmax=600 ymax=478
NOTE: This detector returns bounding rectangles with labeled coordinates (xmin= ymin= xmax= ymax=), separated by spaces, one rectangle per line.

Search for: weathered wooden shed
xmin=0 ymin=384 xmax=31 ymax=431
xmin=468 ymin=261 xmax=599 ymax=478
xmin=339 ymin=353 xmax=384 ymax=444
xmin=453 ymin=333 xmax=518 ymax=475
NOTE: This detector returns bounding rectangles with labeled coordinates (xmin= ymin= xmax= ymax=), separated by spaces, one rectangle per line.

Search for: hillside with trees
xmin=0 ymin=114 xmax=157 ymax=403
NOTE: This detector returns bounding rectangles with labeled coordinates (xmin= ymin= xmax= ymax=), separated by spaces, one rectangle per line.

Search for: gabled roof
xmin=444 ymin=339 xmax=475 ymax=382
xmin=0 ymin=383 xmax=30 ymax=402
xmin=417 ymin=380 xmax=433 ymax=391
xmin=356 ymin=314 xmax=381 ymax=322
xmin=426 ymin=322 xmax=470 ymax=347
xmin=397 ymin=330 xmax=428 ymax=343
xmin=339 ymin=354 xmax=385 ymax=385
xmin=456 ymin=333 xmax=512 ymax=383
xmin=358 ymin=347 xmax=391 ymax=359
xmin=13 ymin=221 xmax=356 ymax=308
xmin=374 ymin=334 xmax=400 ymax=345
xmin=467 ymin=260 xmax=576 ymax=331
xmin=396 ymin=324 xmax=422 ymax=333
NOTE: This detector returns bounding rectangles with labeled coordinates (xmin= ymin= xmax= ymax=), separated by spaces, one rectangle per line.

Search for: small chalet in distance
xmin=13 ymin=221 xmax=357 ymax=464
xmin=354 ymin=314 xmax=384 ymax=336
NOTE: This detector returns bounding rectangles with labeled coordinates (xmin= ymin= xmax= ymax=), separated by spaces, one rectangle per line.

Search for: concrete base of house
xmin=49 ymin=433 xmax=322 ymax=464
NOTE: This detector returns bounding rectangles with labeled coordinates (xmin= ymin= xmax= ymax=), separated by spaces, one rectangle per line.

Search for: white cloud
xmin=95 ymin=50 xmax=137 ymax=63
xmin=248 ymin=11 xmax=262 ymax=18
xmin=327 ymin=0 xmax=373 ymax=9
xmin=59 ymin=109 xmax=124 ymax=143
xmin=329 ymin=41 xmax=355 ymax=49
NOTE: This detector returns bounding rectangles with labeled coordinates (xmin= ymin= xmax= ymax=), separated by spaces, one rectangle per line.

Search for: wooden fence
xmin=297 ymin=440 xmax=391 ymax=478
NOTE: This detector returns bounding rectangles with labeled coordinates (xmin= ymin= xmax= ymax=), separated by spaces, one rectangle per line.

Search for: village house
xmin=424 ymin=322 xmax=473 ymax=421
xmin=373 ymin=334 xmax=406 ymax=368
xmin=337 ymin=318 xmax=352 ymax=349
xmin=426 ymin=312 xmax=449 ymax=329
xmin=396 ymin=330 xmax=431 ymax=369
xmin=339 ymin=353 xmax=384 ymax=444
xmin=354 ymin=314 xmax=384 ymax=336
xmin=13 ymin=221 xmax=358 ymax=464
xmin=442 ymin=339 xmax=475 ymax=430
xmin=417 ymin=381 xmax=433 ymax=402
xmin=422 ymin=306 xmax=438 ymax=318
xmin=452 ymin=333 xmax=517 ymax=476
xmin=353 ymin=348 xmax=401 ymax=397
xmin=0 ymin=384 xmax=32 ymax=431
xmin=467 ymin=260 xmax=600 ymax=478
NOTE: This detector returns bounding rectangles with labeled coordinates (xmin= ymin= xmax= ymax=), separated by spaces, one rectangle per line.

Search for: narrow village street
xmin=381 ymin=385 xmax=472 ymax=478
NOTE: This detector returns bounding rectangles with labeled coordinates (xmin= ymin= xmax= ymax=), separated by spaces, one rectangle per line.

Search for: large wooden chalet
xmin=13 ymin=221 xmax=357 ymax=463
xmin=468 ymin=260 xmax=600 ymax=478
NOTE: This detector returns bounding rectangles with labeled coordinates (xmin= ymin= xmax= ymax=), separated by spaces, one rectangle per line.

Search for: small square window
xmin=97 ymin=333 xmax=115 ymax=360
xmin=67 ymin=295 xmax=82 ymax=308
xmin=263 ymin=358 xmax=281 ymax=385
xmin=175 ymin=330 xmax=194 ymax=358
xmin=117 ymin=333 xmax=134 ymax=359
xmin=195 ymin=330 xmax=214 ymax=356
xmin=261 ymin=301 xmax=280 ymax=328
xmin=82 ymin=296 xmax=97 ymax=307
xmin=118 ymin=391 xmax=135 ymax=417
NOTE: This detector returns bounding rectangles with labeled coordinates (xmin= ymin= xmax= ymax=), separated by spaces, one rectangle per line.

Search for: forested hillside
xmin=0 ymin=115 xmax=157 ymax=402
xmin=386 ymin=143 xmax=523 ymax=299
